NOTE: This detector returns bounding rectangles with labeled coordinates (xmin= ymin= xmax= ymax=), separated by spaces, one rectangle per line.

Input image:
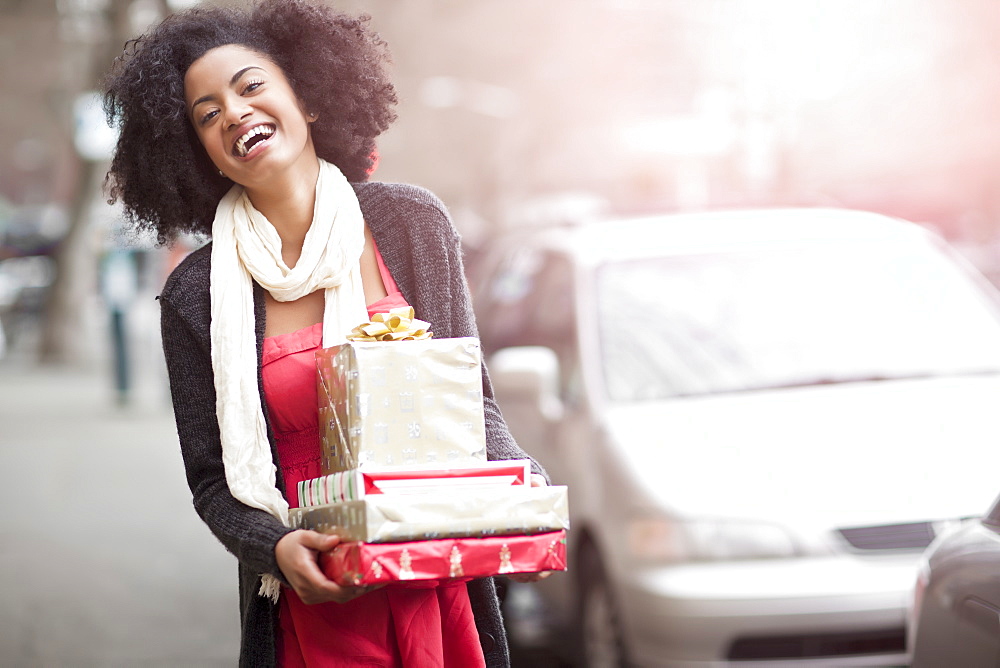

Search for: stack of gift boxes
xmin=289 ymin=309 xmax=569 ymax=586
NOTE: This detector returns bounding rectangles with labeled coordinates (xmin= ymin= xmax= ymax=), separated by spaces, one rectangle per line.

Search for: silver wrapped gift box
xmin=316 ymin=337 xmax=488 ymax=474
xmin=289 ymin=485 xmax=570 ymax=543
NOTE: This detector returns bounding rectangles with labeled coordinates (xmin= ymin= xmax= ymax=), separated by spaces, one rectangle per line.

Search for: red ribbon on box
xmin=321 ymin=530 xmax=567 ymax=587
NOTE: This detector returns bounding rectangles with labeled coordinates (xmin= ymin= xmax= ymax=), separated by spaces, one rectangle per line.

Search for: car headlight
xmin=627 ymin=516 xmax=799 ymax=563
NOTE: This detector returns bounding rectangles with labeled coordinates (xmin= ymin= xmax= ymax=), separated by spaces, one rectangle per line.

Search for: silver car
xmin=469 ymin=208 xmax=1000 ymax=667
xmin=908 ymin=494 xmax=1000 ymax=667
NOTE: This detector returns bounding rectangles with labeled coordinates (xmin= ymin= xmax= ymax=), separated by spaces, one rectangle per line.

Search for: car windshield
xmin=597 ymin=237 xmax=1000 ymax=401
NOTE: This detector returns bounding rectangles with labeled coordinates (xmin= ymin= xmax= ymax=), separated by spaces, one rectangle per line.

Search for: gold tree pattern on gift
xmin=499 ymin=544 xmax=514 ymax=574
xmin=449 ymin=546 xmax=464 ymax=577
xmin=399 ymin=549 xmax=415 ymax=579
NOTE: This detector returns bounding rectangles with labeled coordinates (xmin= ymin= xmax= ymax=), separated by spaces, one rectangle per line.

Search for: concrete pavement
xmin=0 ymin=359 xmax=240 ymax=667
xmin=0 ymin=327 xmax=564 ymax=667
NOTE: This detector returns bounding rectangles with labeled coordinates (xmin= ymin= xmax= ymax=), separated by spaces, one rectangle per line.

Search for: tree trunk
xmin=38 ymin=0 xmax=152 ymax=365
xmin=38 ymin=158 xmax=102 ymax=365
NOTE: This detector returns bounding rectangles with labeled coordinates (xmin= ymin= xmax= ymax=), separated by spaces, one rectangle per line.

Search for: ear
xmin=307 ymin=111 xmax=319 ymax=123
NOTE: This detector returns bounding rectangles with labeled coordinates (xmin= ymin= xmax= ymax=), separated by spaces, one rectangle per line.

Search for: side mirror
xmin=489 ymin=346 xmax=563 ymax=421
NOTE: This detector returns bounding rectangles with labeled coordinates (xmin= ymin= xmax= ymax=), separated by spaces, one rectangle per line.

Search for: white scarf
xmin=209 ymin=159 xmax=368 ymax=600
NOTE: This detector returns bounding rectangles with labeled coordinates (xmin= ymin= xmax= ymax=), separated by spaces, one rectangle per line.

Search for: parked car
xmin=908 ymin=493 xmax=1000 ymax=667
xmin=468 ymin=208 xmax=1000 ymax=667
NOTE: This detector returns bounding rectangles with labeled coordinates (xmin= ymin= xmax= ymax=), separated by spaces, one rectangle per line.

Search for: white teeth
xmin=234 ymin=125 xmax=275 ymax=157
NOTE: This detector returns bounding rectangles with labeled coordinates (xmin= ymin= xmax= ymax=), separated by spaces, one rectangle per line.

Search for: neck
xmin=244 ymin=158 xmax=320 ymax=266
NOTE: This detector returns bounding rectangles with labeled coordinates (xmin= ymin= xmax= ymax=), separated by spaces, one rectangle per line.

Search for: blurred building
xmin=6 ymin=0 xmax=1000 ymax=362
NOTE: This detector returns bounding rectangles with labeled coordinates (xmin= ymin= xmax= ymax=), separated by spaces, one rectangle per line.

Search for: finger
xmin=507 ymin=570 xmax=552 ymax=584
xmin=282 ymin=533 xmax=372 ymax=604
xmin=529 ymin=474 xmax=548 ymax=487
xmin=348 ymin=585 xmax=374 ymax=599
xmin=304 ymin=581 xmax=372 ymax=605
xmin=298 ymin=530 xmax=342 ymax=552
xmin=295 ymin=569 xmax=353 ymax=604
xmin=283 ymin=543 xmax=339 ymax=592
xmin=294 ymin=549 xmax=342 ymax=591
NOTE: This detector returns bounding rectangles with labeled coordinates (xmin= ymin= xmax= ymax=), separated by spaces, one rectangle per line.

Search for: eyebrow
xmin=189 ymin=66 xmax=265 ymax=114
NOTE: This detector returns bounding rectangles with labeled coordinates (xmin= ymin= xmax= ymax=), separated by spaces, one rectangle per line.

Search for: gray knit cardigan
xmin=159 ymin=181 xmax=540 ymax=667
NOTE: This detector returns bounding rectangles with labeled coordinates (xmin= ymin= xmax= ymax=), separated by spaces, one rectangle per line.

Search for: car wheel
xmin=578 ymin=545 xmax=631 ymax=668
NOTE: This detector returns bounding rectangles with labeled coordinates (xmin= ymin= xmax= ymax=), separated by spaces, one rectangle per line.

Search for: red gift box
xmin=298 ymin=459 xmax=532 ymax=507
xmin=321 ymin=530 xmax=567 ymax=586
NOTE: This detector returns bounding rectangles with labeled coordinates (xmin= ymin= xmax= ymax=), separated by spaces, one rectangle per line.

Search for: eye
xmin=198 ymin=109 xmax=219 ymax=126
xmin=241 ymin=78 xmax=264 ymax=95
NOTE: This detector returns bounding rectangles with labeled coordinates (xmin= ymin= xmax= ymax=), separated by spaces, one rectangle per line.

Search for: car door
xmin=477 ymin=247 xmax=581 ymax=474
xmin=475 ymin=247 xmax=596 ymax=623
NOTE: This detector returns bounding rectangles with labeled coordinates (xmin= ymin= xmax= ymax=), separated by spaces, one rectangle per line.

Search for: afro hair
xmin=102 ymin=0 xmax=397 ymax=245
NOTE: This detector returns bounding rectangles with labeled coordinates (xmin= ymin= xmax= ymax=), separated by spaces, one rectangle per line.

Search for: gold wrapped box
xmin=289 ymin=485 xmax=569 ymax=543
xmin=316 ymin=337 xmax=488 ymax=474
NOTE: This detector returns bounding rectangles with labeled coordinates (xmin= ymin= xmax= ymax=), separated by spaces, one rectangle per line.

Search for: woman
xmin=102 ymin=1 xmax=546 ymax=666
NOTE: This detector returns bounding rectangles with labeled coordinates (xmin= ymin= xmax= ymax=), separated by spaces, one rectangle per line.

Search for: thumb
xmin=299 ymin=530 xmax=342 ymax=551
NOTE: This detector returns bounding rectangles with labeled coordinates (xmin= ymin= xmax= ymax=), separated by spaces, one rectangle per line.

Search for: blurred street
xmin=0 ymin=357 xmax=240 ymax=666
xmin=9 ymin=0 xmax=1000 ymax=664
xmin=0 ymin=355 xmax=567 ymax=667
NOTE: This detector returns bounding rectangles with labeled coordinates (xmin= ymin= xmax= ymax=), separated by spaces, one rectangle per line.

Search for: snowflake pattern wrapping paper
xmin=316 ymin=337 xmax=488 ymax=474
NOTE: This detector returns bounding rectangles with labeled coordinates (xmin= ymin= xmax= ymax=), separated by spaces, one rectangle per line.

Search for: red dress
xmin=262 ymin=246 xmax=487 ymax=667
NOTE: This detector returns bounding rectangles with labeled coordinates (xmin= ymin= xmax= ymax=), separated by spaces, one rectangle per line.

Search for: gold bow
xmin=347 ymin=306 xmax=433 ymax=342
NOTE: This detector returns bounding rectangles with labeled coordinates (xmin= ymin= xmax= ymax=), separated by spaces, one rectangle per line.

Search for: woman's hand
xmin=275 ymin=529 xmax=380 ymax=604
xmin=507 ymin=473 xmax=554 ymax=583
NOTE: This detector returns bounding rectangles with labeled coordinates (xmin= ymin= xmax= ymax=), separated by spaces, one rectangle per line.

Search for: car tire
xmin=578 ymin=544 xmax=631 ymax=668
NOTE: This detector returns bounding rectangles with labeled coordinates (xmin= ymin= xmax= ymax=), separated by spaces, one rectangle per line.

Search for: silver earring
xmin=218 ymin=169 xmax=225 ymax=177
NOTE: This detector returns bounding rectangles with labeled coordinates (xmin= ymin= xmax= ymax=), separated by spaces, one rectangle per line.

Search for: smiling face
xmin=184 ymin=44 xmax=317 ymax=190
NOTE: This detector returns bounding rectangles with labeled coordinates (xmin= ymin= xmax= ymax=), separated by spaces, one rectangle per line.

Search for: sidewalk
xmin=0 ymin=360 xmax=239 ymax=666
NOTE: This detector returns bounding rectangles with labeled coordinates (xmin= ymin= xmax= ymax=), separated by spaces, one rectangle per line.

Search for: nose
xmin=223 ymin=98 xmax=253 ymax=129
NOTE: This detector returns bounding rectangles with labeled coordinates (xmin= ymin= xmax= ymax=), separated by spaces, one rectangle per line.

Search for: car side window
xmin=478 ymin=248 xmax=581 ymax=401
xmin=522 ymin=254 xmax=581 ymax=402
xmin=477 ymin=246 xmax=545 ymax=354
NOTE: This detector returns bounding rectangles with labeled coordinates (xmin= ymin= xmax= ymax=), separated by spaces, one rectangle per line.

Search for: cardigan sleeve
xmin=159 ymin=264 xmax=293 ymax=581
xmin=442 ymin=222 xmax=547 ymax=475
xmin=364 ymin=183 xmax=548 ymax=481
